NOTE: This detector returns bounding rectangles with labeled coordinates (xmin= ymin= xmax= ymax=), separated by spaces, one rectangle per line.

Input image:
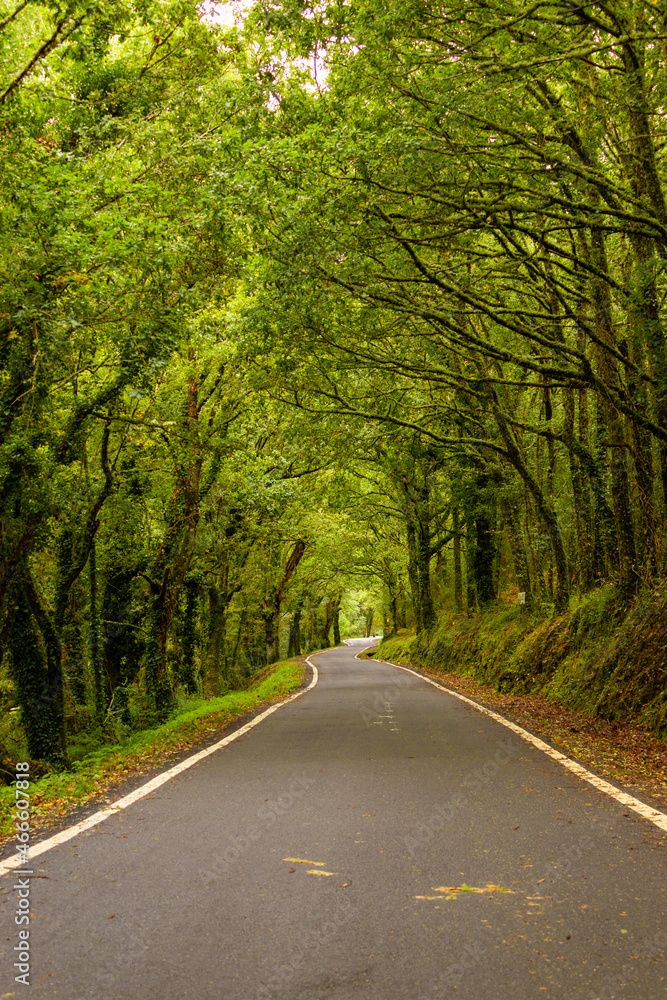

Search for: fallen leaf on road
xmin=307 ymin=870 xmax=338 ymax=877
xmin=282 ymin=858 xmax=324 ymax=865
xmin=431 ymin=884 xmax=515 ymax=894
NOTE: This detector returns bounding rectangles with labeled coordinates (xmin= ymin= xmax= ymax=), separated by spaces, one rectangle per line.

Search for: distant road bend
xmin=1 ymin=639 xmax=665 ymax=999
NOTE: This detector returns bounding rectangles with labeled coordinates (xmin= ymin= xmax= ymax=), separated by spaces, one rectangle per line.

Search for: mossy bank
xmin=376 ymin=583 xmax=667 ymax=737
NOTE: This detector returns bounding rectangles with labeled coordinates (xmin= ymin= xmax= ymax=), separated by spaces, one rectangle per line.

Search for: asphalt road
xmin=2 ymin=640 xmax=666 ymax=999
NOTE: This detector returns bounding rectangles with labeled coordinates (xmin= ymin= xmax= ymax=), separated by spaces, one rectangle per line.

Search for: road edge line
xmin=0 ymin=658 xmax=319 ymax=876
xmin=373 ymin=654 xmax=667 ymax=835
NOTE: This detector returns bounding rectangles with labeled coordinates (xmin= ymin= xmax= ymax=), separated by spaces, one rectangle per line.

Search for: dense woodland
xmin=1 ymin=0 xmax=667 ymax=770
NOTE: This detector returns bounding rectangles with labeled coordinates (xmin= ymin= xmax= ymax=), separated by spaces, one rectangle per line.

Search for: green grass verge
xmin=0 ymin=658 xmax=304 ymax=842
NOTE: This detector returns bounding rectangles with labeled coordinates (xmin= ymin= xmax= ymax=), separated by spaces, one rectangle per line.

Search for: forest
xmin=1 ymin=0 xmax=667 ymax=779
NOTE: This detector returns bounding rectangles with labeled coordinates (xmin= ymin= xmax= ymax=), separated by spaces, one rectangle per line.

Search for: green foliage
xmin=1 ymin=0 xmax=666 ymax=769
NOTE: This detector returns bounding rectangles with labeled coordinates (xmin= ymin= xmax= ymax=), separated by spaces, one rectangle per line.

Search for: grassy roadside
xmin=0 ymin=657 xmax=306 ymax=844
xmin=368 ymin=626 xmax=667 ymax=813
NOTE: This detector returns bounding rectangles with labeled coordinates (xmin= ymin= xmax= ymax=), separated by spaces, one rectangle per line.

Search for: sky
xmin=200 ymin=1 xmax=329 ymax=90
xmin=200 ymin=2 xmax=244 ymax=26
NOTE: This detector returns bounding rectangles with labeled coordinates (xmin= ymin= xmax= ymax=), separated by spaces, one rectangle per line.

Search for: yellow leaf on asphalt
xmin=306 ymin=870 xmax=338 ymax=877
xmin=431 ymin=883 xmax=515 ymax=894
xmin=282 ymin=858 xmax=325 ymax=865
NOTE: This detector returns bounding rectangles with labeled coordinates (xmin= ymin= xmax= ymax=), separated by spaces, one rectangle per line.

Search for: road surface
xmin=2 ymin=640 xmax=666 ymax=998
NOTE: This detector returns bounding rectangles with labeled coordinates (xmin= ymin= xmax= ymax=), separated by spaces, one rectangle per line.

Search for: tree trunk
xmin=332 ymin=593 xmax=342 ymax=645
xmin=564 ymin=384 xmax=594 ymax=593
xmin=499 ymin=494 xmax=532 ymax=608
xmin=409 ymin=479 xmax=437 ymax=630
xmin=388 ymin=590 xmax=397 ymax=636
xmin=262 ymin=539 xmax=306 ymax=664
xmin=10 ymin=573 xmax=67 ymax=766
xmin=288 ymin=600 xmax=303 ymax=657
xmin=307 ymin=605 xmax=317 ymax=650
xmin=464 ymin=510 xmax=477 ymax=613
xmin=452 ymin=503 xmax=463 ymax=613
xmin=204 ymin=585 xmax=225 ymax=697
xmin=405 ymin=517 xmax=423 ymax=631
xmin=146 ymin=370 xmax=203 ymax=711
xmin=89 ymin=540 xmax=103 ymax=719
xmin=62 ymin=582 xmax=86 ymax=705
xmin=320 ymin=596 xmax=336 ymax=648
xmin=473 ymin=475 xmax=496 ymax=608
xmin=589 ymin=227 xmax=638 ymax=596
xmin=180 ymin=578 xmax=198 ymax=695
xmin=492 ymin=402 xmax=570 ymax=612
xmin=576 ymin=367 xmax=596 ymax=591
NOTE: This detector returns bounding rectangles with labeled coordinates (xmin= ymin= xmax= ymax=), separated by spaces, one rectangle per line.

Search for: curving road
xmin=2 ymin=639 xmax=666 ymax=999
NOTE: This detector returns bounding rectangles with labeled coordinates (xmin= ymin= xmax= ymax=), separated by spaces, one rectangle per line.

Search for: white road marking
xmin=0 ymin=659 xmax=319 ymax=877
xmin=374 ymin=656 xmax=667 ymax=835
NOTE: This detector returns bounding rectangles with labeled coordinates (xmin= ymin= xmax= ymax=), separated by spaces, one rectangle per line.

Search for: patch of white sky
xmin=199 ymin=1 xmax=245 ymax=27
xmin=199 ymin=1 xmax=330 ymax=91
